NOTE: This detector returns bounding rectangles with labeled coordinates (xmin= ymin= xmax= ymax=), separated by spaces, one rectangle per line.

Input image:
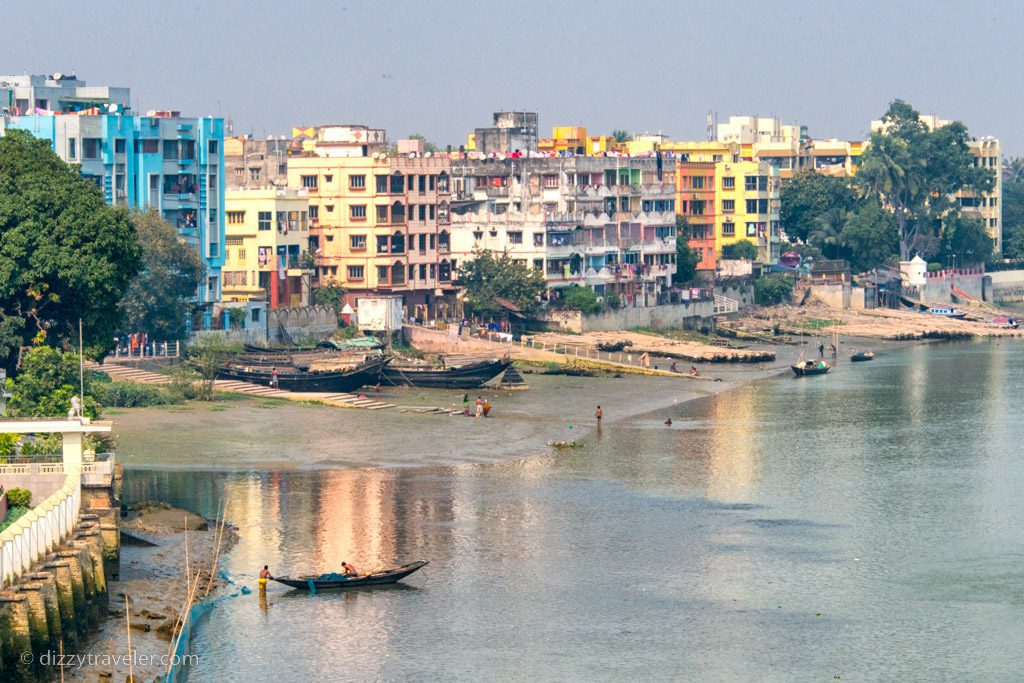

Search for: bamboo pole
xmin=125 ymin=601 xmax=134 ymax=683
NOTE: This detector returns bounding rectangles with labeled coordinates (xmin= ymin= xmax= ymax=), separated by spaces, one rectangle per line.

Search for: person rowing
xmin=341 ymin=561 xmax=361 ymax=577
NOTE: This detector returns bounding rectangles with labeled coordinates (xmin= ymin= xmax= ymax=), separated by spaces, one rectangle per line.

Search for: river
xmin=122 ymin=341 xmax=1024 ymax=681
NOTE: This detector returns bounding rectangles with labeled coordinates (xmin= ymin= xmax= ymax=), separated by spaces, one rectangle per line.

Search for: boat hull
xmin=272 ymin=561 xmax=428 ymax=590
xmin=792 ymin=363 xmax=831 ymax=376
xmin=381 ymin=359 xmax=512 ymax=389
xmin=850 ymin=353 xmax=874 ymax=362
xmin=217 ymin=357 xmax=389 ymax=393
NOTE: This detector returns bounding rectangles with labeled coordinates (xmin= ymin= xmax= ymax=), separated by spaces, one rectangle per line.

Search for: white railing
xmin=0 ymin=466 xmax=81 ymax=587
xmin=714 ymin=294 xmax=739 ymax=314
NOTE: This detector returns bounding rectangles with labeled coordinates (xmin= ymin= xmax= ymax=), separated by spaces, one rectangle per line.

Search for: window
xmin=418 ymin=205 xmax=426 ymax=221
xmin=758 ymin=199 xmax=768 ymax=214
xmin=208 ymin=140 xmax=219 ymax=155
xmin=409 ymin=264 xmax=415 ymax=281
xmin=301 ymin=175 xmax=318 ymax=189
xmin=180 ymin=140 xmax=196 ymax=160
xmin=377 ymin=205 xmax=389 ymax=222
xmin=68 ymin=138 xmax=77 ymax=159
xmin=429 ymin=175 xmax=436 ymax=191
xmin=655 ymin=226 xmax=674 ymax=239
xmin=208 ymin=240 xmax=219 ymax=257
xmin=508 ymin=231 xmax=523 ymax=244
xmin=349 ymin=174 xmax=366 ymax=190
xmin=238 ymin=248 xmax=246 ymax=261
xmin=249 ymin=167 xmax=261 ymax=182
xmin=419 ymin=264 xmax=427 ymax=279
xmin=746 ymin=199 xmax=759 ymax=214
xmin=390 ymin=173 xmax=404 ymax=194
xmin=430 ymin=263 xmax=437 ymax=279
xmin=347 ymin=265 xmax=365 ymax=280
xmin=163 ymin=140 xmax=179 ymax=160
xmin=114 ymin=138 xmax=126 ymax=154
xmin=350 ymin=235 xmax=367 ymax=250
xmin=722 ymin=221 xmax=735 ymax=236
xmin=473 ymin=231 xmax=483 ymax=241
xmin=377 ymin=265 xmax=389 ymax=282
xmin=377 ymin=235 xmax=390 ymax=253
xmin=376 ymin=175 xmax=388 ymax=193
xmin=258 ymin=211 xmax=272 ymax=231
xmin=350 ymin=205 xmax=367 ymax=220
xmin=418 ymin=234 xmax=427 ymax=252
xmin=722 ymin=199 xmax=735 ymax=213
xmin=234 ymin=167 xmax=244 ymax=177
xmin=141 ymin=139 xmax=159 ymax=154
xmin=533 ymin=259 xmax=544 ymax=271
xmin=533 ymin=233 xmax=544 ymax=247
xmin=309 ymin=205 xmax=319 ymax=220
xmin=324 ymin=174 xmax=333 ymax=183
xmin=543 ymin=174 xmax=558 ymax=188
xmin=691 ymin=176 xmax=704 ymax=190
xmin=747 ymin=222 xmax=758 ymax=237
xmin=227 ymin=211 xmax=245 ymax=225
xmin=208 ymin=276 xmax=219 ymax=294
xmin=325 ymin=204 xmax=334 ymax=213
xmin=278 ymin=163 xmax=287 ymax=175
xmin=418 ymin=175 xmax=426 ymax=193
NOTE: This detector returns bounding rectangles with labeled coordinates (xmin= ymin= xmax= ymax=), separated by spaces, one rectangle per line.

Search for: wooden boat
xmin=271 ymin=561 xmax=428 ymax=591
xmin=791 ymin=360 xmax=831 ymax=376
xmin=850 ymin=351 xmax=875 ymax=362
xmin=926 ymin=306 xmax=967 ymax=319
xmin=380 ymin=357 xmax=512 ymax=389
xmin=217 ymin=356 xmax=390 ymax=393
xmin=991 ymin=315 xmax=1018 ymax=329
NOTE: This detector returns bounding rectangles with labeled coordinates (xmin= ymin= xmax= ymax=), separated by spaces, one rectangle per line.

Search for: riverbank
xmin=67 ymin=503 xmax=236 ymax=682
xmin=107 ymin=365 xmax=798 ymax=471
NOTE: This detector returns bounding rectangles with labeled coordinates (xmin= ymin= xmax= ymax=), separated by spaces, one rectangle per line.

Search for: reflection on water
xmin=124 ymin=341 xmax=1024 ymax=681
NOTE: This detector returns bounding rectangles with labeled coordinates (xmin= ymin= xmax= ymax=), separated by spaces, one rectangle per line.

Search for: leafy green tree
xmin=312 ymin=283 xmax=347 ymax=315
xmin=561 ymin=285 xmax=601 ymax=314
xmin=1001 ymin=178 xmax=1024 ymax=260
xmin=456 ymin=249 xmax=546 ymax=319
xmin=119 ymin=209 xmax=203 ymax=340
xmin=673 ymin=217 xmax=700 ymax=284
xmin=838 ymin=199 xmax=898 ymax=272
xmin=721 ymin=240 xmax=758 ymax=261
xmin=855 ymin=100 xmax=994 ymax=260
xmin=187 ymin=337 xmax=242 ymax=401
xmin=941 ymin=213 xmax=992 ymax=267
xmin=1004 ymin=157 xmax=1024 ymax=185
xmin=5 ymin=346 xmax=102 ymax=418
xmin=779 ymin=171 xmax=857 ymax=246
xmin=611 ymin=130 xmax=633 ymax=143
xmin=0 ymin=130 xmax=141 ymax=370
xmin=754 ymin=274 xmax=795 ymax=306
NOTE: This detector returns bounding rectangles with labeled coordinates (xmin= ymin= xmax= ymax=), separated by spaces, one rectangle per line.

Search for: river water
xmin=123 ymin=342 xmax=1024 ymax=681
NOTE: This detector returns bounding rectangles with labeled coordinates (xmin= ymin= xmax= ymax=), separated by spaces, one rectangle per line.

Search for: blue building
xmin=3 ymin=107 xmax=226 ymax=317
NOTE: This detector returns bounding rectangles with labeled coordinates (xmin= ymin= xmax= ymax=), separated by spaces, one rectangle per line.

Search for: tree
xmin=5 ymin=346 xmax=102 ymax=419
xmin=456 ymin=249 xmax=546 ymax=319
xmin=838 ymin=199 xmax=899 ymax=272
xmin=187 ymin=337 xmax=241 ymax=401
xmin=561 ymin=285 xmax=601 ymax=314
xmin=312 ymin=283 xmax=347 ymax=315
xmin=673 ymin=217 xmax=700 ymax=285
xmin=941 ymin=213 xmax=992 ymax=267
xmin=754 ymin=274 xmax=795 ymax=306
xmin=611 ymin=130 xmax=633 ymax=144
xmin=837 ymin=199 xmax=898 ymax=272
xmin=779 ymin=171 xmax=857 ymax=245
xmin=0 ymin=130 xmax=141 ymax=370
xmin=1003 ymin=157 xmax=1024 ymax=185
xmin=1002 ymin=178 xmax=1024 ymax=259
xmin=721 ymin=240 xmax=758 ymax=261
xmin=118 ymin=209 xmax=203 ymax=340
xmin=407 ymin=133 xmax=439 ymax=154
xmin=855 ymin=100 xmax=994 ymax=260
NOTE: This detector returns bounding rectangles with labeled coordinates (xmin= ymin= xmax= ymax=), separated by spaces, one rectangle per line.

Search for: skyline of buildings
xmin=0 ymin=71 xmax=1007 ymax=321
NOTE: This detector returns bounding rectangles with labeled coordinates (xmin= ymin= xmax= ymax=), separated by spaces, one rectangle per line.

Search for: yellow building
xmin=537 ymin=126 xmax=621 ymax=155
xmin=713 ymin=160 xmax=781 ymax=263
xmin=222 ymin=188 xmax=313 ymax=308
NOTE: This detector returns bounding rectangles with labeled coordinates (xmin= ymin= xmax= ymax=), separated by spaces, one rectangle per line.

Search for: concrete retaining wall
xmin=987 ymin=269 xmax=1024 ymax=303
xmin=810 ymin=284 xmax=851 ymax=309
xmin=540 ymin=301 xmax=716 ymax=333
xmin=268 ymin=305 xmax=337 ymax=344
xmin=922 ymin=269 xmax=984 ymax=303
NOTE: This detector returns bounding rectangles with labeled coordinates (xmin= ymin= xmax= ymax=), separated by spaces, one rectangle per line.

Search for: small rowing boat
xmin=792 ymin=360 xmax=830 ymax=376
xmin=850 ymin=351 xmax=875 ymax=362
xmin=271 ymin=561 xmax=428 ymax=591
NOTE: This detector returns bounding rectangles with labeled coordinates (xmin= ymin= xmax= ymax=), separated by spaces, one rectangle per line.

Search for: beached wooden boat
xmin=217 ymin=356 xmax=389 ymax=393
xmin=850 ymin=351 xmax=875 ymax=362
xmin=926 ymin=306 xmax=967 ymax=319
xmin=380 ymin=358 xmax=512 ymax=389
xmin=792 ymin=360 xmax=831 ymax=376
xmin=271 ymin=561 xmax=428 ymax=590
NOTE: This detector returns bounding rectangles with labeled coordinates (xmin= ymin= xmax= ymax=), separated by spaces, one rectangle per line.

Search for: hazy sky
xmin=4 ymin=0 xmax=1023 ymax=154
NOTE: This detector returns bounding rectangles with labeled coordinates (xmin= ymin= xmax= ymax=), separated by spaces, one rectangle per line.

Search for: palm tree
xmin=1003 ymin=157 xmax=1024 ymax=184
xmin=611 ymin=130 xmax=632 ymax=144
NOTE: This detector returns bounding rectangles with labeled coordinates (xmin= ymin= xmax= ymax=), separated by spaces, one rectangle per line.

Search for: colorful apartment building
xmin=450 ymin=156 xmax=678 ymax=305
xmin=287 ymin=125 xmax=457 ymax=319
xmin=537 ymin=126 xmax=620 ymax=156
xmin=675 ymin=161 xmax=717 ymax=272
xmin=222 ymin=189 xmax=313 ymax=308
xmin=2 ymin=79 xmax=226 ymax=314
xmin=225 ymin=136 xmax=294 ymax=190
xmin=715 ymin=161 xmax=781 ymax=263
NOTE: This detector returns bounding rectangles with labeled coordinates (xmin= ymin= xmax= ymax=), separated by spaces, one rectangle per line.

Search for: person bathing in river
xmin=483 ymin=398 xmax=491 ymax=417
xmin=475 ymin=397 xmax=484 ymax=418
xmin=670 ymin=361 xmax=678 ymax=373
xmin=259 ymin=565 xmax=271 ymax=591
xmin=462 ymin=394 xmax=470 ymax=416
xmin=689 ymin=366 xmax=699 ymax=377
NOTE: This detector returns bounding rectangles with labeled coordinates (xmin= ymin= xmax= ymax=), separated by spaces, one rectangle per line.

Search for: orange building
xmin=675 ymin=161 xmax=717 ymax=272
